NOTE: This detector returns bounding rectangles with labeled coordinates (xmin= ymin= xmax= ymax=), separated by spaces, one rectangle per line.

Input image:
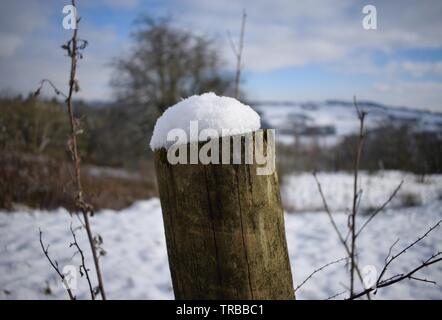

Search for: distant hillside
xmin=252 ymin=100 xmax=442 ymax=145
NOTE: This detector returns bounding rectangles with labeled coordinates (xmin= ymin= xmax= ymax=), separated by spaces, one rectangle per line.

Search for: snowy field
xmin=1 ymin=171 xmax=441 ymax=300
xmin=281 ymin=171 xmax=442 ymax=212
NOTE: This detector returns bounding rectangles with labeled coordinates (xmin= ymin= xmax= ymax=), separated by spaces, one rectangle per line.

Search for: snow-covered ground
xmin=281 ymin=171 xmax=442 ymax=212
xmin=1 ymin=172 xmax=441 ymax=300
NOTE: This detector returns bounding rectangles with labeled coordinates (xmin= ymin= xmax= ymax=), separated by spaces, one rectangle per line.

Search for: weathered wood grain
xmin=154 ymin=129 xmax=294 ymax=299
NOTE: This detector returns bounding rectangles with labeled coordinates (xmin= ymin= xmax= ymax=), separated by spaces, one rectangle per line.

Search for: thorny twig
xmin=349 ymin=223 xmax=442 ymax=300
xmin=294 ymin=257 xmax=348 ymax=293
xmin=35 ymin=0 xmax=106 ymax=299
xmin=69 ymin=224 xmax=95 ymax=300
xmin=64 ymin=0 xmax=106 ymax=298
xmin=407 ymin=276 xmax=437 ymax=285
xmin=326 ymin=290 xmax=347 ymax=300
xmin=376 ymin=219 xmax=442 ymax=288
xmin=39 ymin=229 xmax=75 ymax=300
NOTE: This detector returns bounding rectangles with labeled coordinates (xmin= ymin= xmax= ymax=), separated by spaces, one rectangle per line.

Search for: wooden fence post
xmin=154 ymin=129 xmax=294 ymax=299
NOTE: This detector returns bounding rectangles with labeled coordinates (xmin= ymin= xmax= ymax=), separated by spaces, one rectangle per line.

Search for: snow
xmin=1 ymin=171 xmax=441 ymax=300
xmin=255 ymin=101 xmax=442 ymax=146
xmin=149 ymin=92 xmax=261 ymax=150
xmin=0 ymin=200 xmax=172 ymax=300
xmin=281 ymin=171 xmax=442 ymax=212
xmin=287 ymin=200 xmax=442 ymax=299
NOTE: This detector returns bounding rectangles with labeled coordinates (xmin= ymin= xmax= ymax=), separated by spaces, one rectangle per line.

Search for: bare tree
xmin=227 ymin=9 xmax=247 ymax=99
xmin=112 ymin=15 xmax=234 ymax=114
xmin=35 ymin=0 xmax=106 ymax=300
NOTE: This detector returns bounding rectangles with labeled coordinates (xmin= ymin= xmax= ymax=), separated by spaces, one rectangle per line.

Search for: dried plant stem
xmin=349 ymin=96 xmax=366 ymax=296
xmin=34 ymin=0 xmax=114 ymax=301
xmin=313 ymin=172 xmax=371 ymax=300
xmin=70 ymin=224 xmax=95 ymax=300
xmin=64 ymin=0 xmax=106 ymax=300
xmin=228 ymin=9 xmax=246 ymax=99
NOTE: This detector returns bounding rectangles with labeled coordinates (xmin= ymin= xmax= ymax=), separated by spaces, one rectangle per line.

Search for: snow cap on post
xmin=149 ymin=92 xmax=261 ymax=150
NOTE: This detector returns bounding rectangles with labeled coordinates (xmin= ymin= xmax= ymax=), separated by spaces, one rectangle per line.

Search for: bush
xmin=276 ymin=125 xmax=442 ymax=176
xmin=0 ymin=151 xmax=157 ymax=211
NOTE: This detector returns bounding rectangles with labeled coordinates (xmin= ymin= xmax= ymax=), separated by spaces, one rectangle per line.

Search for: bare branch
xmin=349 ymin=96 xmax=367 ymax=296
xmin=39 ymin=229 xmax=75 ymax=300
xmin=349 ymin=221 xmax=442 ymax=299
xmin=34 ymin=79 xmax=68 ymax=99
xmin=384 ymin=238 xmax=400 ymax=265
xmin=295 ymin=257 xmax=348 ymax=293
xmin=313 ymin=172 xmax=346 ymax=244
xmin=69 ymin=224 xmax=95 ymax=300
xmin=377 ymin=219 xmax=442 ymax=286
xmin=407 ymin=276 xmax=436 ymax=285
xmin=350 ymin=253 xmax=442 ymax=299
xmin=353 ymin=95 xmax=367 ymax=120
xmin=227 ymin=9 xmax=246 ymax=99
xmin=356 ymin=181 xmax=404 ymax=237
xmin=313 ymin=171 xmax=371 ymax=299
xmin=226 ymin=30 xmax=238 ymax=57
xmin=319 ymin=95 xmax=440 ymax=300
xmin=326 ymin=290 xmax=347 ymax=300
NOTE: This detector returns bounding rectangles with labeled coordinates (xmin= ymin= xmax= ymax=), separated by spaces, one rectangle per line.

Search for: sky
xmin=1 ymin=0 xmax=442 ymax=111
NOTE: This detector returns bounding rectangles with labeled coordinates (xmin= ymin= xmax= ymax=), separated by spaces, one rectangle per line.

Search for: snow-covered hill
xmin=253 ymin=100 xmax=442 ymax=145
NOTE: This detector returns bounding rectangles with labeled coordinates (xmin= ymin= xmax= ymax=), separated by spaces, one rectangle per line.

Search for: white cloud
xmin=171 ymin=0 xmax=442 ymax=72
xmin=0 ymin=0 xmax=51 ymax=57
xmin=367 ymin=81 xmax=442 ymax=111
xmin=0 ymin=1 xmax=122 ymax=101
xmin=386 ymin=61 xmax=442 ymax=78
xmin=1 ymin=0 xmax=442 ymax=110
xmin=0 ymin=33 xmax=23 ymax=58
xmin=99 ymin=0 xmax=141 ymax=10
